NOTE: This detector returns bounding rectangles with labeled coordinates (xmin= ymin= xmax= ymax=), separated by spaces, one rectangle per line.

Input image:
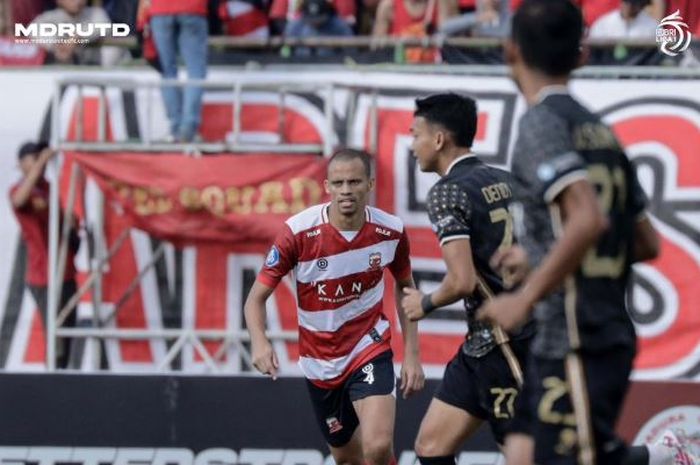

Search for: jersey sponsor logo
xmin=369 ymin=327 xmax=383 ymax=343
xmin=306 ymin=229 xmax=321 ymax=238
xmin=265 ymin=246 xmax=280 ymax=267
xmin=316 ymin=281 xmax=364 ymax=302
xmin=536 ymin=163 xmax=556 ymax=182
xmin=326 ymin=416 xmax=343 ymax=434
xmin=369 ymin=252 xmax=382 ymax=270
xmin=375 ymin=227 xmax=391 ymax=237
xmin=316 ymin=258 xmax=328 ymax=270
xmin=362 ymin=363 xmax=375 ymax=384
xmin=435 ymin=215 xmax=456 ymax=229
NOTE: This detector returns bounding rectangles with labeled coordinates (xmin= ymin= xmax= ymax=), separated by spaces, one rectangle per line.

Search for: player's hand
xmin=476 ymin=291 xmax=530 ymax=332
xmin=399 ymin=352 xmax=425 ymax=399
xmin=401 ymin=287 xmax=426 ymax=321
xmin=38 ymin=147 xmax=57 ymax=164
xmin=251 ymin=337 xmax=279 ymax=380
xmin=490 ymin=245 xmax=530 ymax=289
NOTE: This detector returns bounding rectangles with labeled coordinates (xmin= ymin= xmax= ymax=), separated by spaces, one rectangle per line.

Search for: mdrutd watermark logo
xmin=14 ymin=23 xmax=130 ymax=45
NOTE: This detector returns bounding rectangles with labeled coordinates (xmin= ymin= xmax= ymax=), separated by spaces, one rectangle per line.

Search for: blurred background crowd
xmin=0 ymin=0 xmax=698 ymax=67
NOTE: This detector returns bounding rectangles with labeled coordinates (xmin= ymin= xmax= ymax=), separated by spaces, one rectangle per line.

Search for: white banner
xmin=0 ymin=68 xmax=698 ymax=379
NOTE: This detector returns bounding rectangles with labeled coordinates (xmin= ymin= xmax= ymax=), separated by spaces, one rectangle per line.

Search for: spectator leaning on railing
xmin=31 ymin=0 xmax=127 ymax=66
xmin=270 ymin=0 xmax=356 ymax=35
xmin=284 ymin=0 xmax=354 ymax=56
xmin=438 ymin=0 xmax=511 ymax=37
xmin=139 ymin=0 xmax=209 ymax=143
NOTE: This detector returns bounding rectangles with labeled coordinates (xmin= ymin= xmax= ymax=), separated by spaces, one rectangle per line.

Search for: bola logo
xmin=656 ymin=10 xmax=692 ymax=57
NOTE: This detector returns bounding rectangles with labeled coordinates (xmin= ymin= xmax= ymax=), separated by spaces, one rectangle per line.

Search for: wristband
xmin=421 ymin=293 xmax=437 ymax=315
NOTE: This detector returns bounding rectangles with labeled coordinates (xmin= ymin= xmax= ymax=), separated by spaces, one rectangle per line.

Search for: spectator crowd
xmin=2 ymin=0 xmax=699 ymax=63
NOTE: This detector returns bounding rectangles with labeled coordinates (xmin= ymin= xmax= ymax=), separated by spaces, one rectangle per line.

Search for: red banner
xmin=69 ymin=152 xmax=329 ymax=250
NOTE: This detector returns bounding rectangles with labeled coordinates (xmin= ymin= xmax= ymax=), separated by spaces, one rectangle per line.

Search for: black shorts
xmin=434 ymin=337 xmax=530 ymax=445
xmin=519 ymin=345 xmax=635 ymax=465
xmin=306 ymin=350 xmax=396 ymax=448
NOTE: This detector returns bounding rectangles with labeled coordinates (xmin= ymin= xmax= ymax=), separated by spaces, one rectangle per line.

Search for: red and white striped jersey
xmin=219 ymin=0 xmax=269 ymax=39
xmin=258 ymin=203 xmax=412 ymax=388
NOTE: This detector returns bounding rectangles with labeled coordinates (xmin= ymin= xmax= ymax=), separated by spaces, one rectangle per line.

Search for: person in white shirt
xmin=588 ymin=0 xmax=658 ymax=39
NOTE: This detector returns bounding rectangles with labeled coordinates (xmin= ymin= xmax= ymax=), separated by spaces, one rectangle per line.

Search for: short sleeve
xmin=514 ymin=107 xmax=588 ymax=204
xmin=426 ymin=181 xmax=472 ymax=246
xmin=257 ymin=225 xmax=298 ymax=288
xmin=388 ymin=229 xmax=412 ymax=281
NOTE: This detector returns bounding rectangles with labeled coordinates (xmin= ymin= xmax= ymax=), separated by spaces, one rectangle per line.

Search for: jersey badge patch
xmin=369 ymin=252 xmax=382 ymax=270
xmin=265 ymin=246 xmax=280 ymax=267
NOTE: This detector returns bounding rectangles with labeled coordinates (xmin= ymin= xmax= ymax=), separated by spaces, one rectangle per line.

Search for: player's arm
xmin=404 ymin=239 xmax=476 ymax=321
xmin=11 ymin=147 xmax=55 ymax=209
xmin=479 ymin=109 xmax=607 ymax=330
xmin=628 ymin=166 xmax=660 ymax=263
xmin=480 ymin=180 xmax=606 ymax=331
xmin=389 ymin=230 xmax=425 ymax=398
xmin=403 ymin=181 xmax=475 ymax=320
xmin=244 ymin=226 xmax=297 ymax=379
xmin=520 ymin=180 xmax=606 ymax=308
xmin=243 ymin=281 xmax=279 ymax=379
xmin=395 ymin=274 xmax=425 ymax=398
xmin=633 ymin=215 xmax=660 ymax=262
xmin=372 ymin=0 xmax=393 ymax=36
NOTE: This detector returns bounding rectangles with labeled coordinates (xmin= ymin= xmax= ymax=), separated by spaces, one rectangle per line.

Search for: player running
xmin=401 ymin=93 xmax=534 ymax=465
xmin=475 ymin=2 xmax=691 ymax=465
xmin=244 ymin=148 xmax=425 ymax=465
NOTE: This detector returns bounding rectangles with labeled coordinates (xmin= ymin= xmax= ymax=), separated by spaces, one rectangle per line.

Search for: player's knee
xmin=363 ymin=436 xmax=393 ymax=465
xmin=331 ymin=449 xmax=363 ymax=465
xmin=414 ymin=432 xmax=433 ymax=457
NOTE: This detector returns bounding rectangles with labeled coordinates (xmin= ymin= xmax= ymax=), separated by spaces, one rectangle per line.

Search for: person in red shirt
xmin=10 ymin=142 xmax=78 ymax=369
xmin=373 ymin=0 xmax=458 ymax=62
xmin=139 ymin=0 xmax=208 ymax=142
xmin=244 ymin=149 xmax=424 ymax=465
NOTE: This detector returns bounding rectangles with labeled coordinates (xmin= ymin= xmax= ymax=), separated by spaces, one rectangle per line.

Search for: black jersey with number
xmin=426 ymin=156 xmax=535 ymax=358
xmin=510 ymin=92 xmax=648 ymax=359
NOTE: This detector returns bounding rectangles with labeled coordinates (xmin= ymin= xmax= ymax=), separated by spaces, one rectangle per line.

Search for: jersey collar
xmin=321 ymin=202 xmax=371 ymax=224
xmin=535 ymin=85 xmax=570 ymax=105
xmin=444 ymin=153 xmax=475 ymax=176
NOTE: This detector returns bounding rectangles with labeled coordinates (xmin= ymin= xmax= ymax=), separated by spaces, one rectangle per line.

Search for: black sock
xmin=624 ymin=445 xmax=650 ymax=465
xmin=417 ymin=455 xmax=455 ymax=465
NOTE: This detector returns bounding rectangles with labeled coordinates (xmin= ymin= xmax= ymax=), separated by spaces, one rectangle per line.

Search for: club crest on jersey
xmin=265 ymin=246 xmax=280 ymax=267
xmin=368 ymin=252 xmax=382 ymax=270
xmin=326 ymin=416 xmax=343 ymax=434
xmin=317 ymin=258 xmax=329 ymax=270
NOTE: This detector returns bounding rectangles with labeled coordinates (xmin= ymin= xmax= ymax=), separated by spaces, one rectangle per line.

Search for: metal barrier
xmin=43 ymin=66 xmax=700 ymax=372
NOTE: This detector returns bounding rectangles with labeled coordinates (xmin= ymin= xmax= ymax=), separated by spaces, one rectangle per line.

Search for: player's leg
xmin=348 ymin=351 xmax=398 ymax=465
xmin=568 ymin=346 xmax=635 ymax=465
xmin=305 ymin=380 xmax=363 ymax=465
xmin=353 ymin=393 xmax=395 ymax=465
xmin=502 ymin=433 xmax=534 ymax=465
xmin=414 ymin=398 xmax=483 ymax=465
xmin=414 ymin=347 xmax=485 ymax=465
xmin=501 ymin=338 xmax=535 ymax=465
xmin=328 ymin=428 xmax=364 ymax=465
